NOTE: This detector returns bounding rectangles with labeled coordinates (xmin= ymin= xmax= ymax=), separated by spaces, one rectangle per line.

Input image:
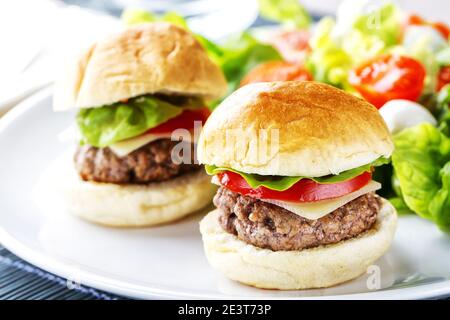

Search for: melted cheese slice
xmin=262 ymin=181 xmax=381 ymax=220
xmin=109 ymin=132 xmax=172 ymax=157
xmin=110 ymin=131 xmax=196 ymax=157
xmin=58 ymin=126 xmax=195 ymax=157
xmin=211 ymin=176 xmax=381 ymax=220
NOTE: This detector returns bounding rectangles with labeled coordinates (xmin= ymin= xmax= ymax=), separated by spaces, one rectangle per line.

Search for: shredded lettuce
xmin=305 ymin=17 xmax=352 ymax=88
xmin=76 ymin=96 xmax=196 ymax=148
xmin=352 ymin=2 xmax=401 ymax=46
xmin=205 ymin=157 xmax=389 ymax=191
xmin=306 ymin=2 xmax=400 ymax=89
xmin=306 ymin=2 xmax=405 ymax=90
xmin=392 ymin=123 xmax=450 ymax=232
xmin=258 ymin=0 xmax=311 ymax=29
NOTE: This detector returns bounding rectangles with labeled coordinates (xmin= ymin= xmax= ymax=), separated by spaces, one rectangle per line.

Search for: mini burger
xmin=198 ymin=81 xmax=397 ymax=289
xmin=53 ymin=22 xmax=227 ymax=227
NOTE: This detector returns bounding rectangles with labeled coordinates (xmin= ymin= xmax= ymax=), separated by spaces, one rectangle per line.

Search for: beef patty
xmin=75 ymin=139 xmax=200 ymax=184
xmin=214 ymin=187 xmax=381 ymax=251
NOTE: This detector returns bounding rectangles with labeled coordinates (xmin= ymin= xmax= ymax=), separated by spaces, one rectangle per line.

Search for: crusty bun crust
xmin=53 ymin=22 xmax=227 ymax=111
xmin=198 ymin=81 xmax=393 ymax=177
xmin=199 ymin=199 xmax=397 ymax=290
xmin=62 ymin=163 xmax=217 ymax=227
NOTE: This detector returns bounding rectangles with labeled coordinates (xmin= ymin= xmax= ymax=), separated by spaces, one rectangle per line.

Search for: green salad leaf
xmin=306 ymin=2 xmax=401 ymax=89
xmin=388 ymin=196 xmax=412 ymax=215
xmin=305 ymin=17 xmax=352 ymax=88
xmin=352 ymin=2 xmax=401 ymax=46
xmin=258 ymin=0 xmax=311 ymax=29
xmin=392 ymin=123 xmax=450 ymax=232
xmin=77 ymin=96 xmax=188 ymax=148
xmin=205 ymin=157 xmax=389 ymax=191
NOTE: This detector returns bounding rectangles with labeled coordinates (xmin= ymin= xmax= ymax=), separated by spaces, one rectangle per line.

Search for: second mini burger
xmin=198 ymin=81 xmax=397 ymax=289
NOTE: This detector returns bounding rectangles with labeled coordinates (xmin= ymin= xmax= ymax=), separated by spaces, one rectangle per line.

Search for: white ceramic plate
xmin=0 ymin=88 xmax=450 ymax=300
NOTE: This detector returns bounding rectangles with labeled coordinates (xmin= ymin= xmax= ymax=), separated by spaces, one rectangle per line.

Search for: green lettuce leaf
xmin=429 ymin=162 xmax=450 ymax=232
xmin=77 ymin=96 xmax=187 ymax=148
xmin=205 ymin=157 xmax=389 ymax=191
xmin=258 ymin=0 xmax=311 ymax=29
xmin=392 ymin=123 xmax=450 ymax=232
xmin=388 ymin=196 xmax=412 ymax=215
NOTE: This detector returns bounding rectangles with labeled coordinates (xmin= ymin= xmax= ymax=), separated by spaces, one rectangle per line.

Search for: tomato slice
xmin=148 ymin=107 xmax=210 ymax=134
xmin=438 ymin=66 xmax=450 ymax=91
xmin=405 ymin=14 xmax=450 ymax=40
xmin=216 ymin=171 xmax=372 ymax=203
xmin=349 ymin=55 xmax=426 ymax=109
xmin=240 ymin=61 xmax=313 ymax=87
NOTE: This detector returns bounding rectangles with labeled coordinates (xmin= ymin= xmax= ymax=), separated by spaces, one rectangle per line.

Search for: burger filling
xmin=73 ymin=94 xmax=209 ymax=184
xmin=207 ymin=158 xmax=389 ymax=251
xmin=214 ymin=187 xmax=381 ymax=251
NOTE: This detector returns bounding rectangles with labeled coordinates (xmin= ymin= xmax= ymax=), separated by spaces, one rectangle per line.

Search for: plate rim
xmin=1 ymin=88 xmax=450 ymax=300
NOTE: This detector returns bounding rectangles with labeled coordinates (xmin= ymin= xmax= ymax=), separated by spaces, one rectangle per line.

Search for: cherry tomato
xmin=216 ymin=171 xmax=372 ymax=203
xmin=270 ymin=30 xmax=310 ymax=62
xmin=148 ymin=107 xmax=210 ymax=134
xmin=349 ymin=55 xmax=426 ymax=109
xmin=240 ymin=61 xmax=313 ymax=87
xmin=405 ymin=14 xmax=450 ymax=40
xmin=438 ymin=66 xmax=450 ymax=91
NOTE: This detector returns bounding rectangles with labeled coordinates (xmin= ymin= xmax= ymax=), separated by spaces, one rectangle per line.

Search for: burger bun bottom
xmin=59 ymin=153 xmax=216 ymax=227
xmin=199 ymin=199 xmax=397 ymax=290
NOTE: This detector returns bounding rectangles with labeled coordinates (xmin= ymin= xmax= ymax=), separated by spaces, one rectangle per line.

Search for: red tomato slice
xmin=216 ymin=171 xmax=373 ymax=203
xmin=438 ymin=66 xmax=450 ymax=91
xmin=405 ymin=14 xmax=450 ymax=40
xmin=349 ymin=55 xmax=426 ymax=109
xmin=240 ymin=61 xmax=313 ymax=87
xmin=148 ymin=107 xmax=210 ymax=134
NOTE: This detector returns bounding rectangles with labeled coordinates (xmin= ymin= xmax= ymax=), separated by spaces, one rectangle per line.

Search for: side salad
xmin=299 ymin=0 xmax=450 ymax=232
xmin=120 ymin=0 xmax=450 ymax=232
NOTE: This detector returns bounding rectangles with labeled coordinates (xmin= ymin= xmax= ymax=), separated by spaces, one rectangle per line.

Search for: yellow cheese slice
xmin=109 ymin=131 xmax=195 ymax=157
xmin=263 ymin=181 xmax=381 ymax=220
xmin=109 ymin=133 xmax=172 ymax=157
